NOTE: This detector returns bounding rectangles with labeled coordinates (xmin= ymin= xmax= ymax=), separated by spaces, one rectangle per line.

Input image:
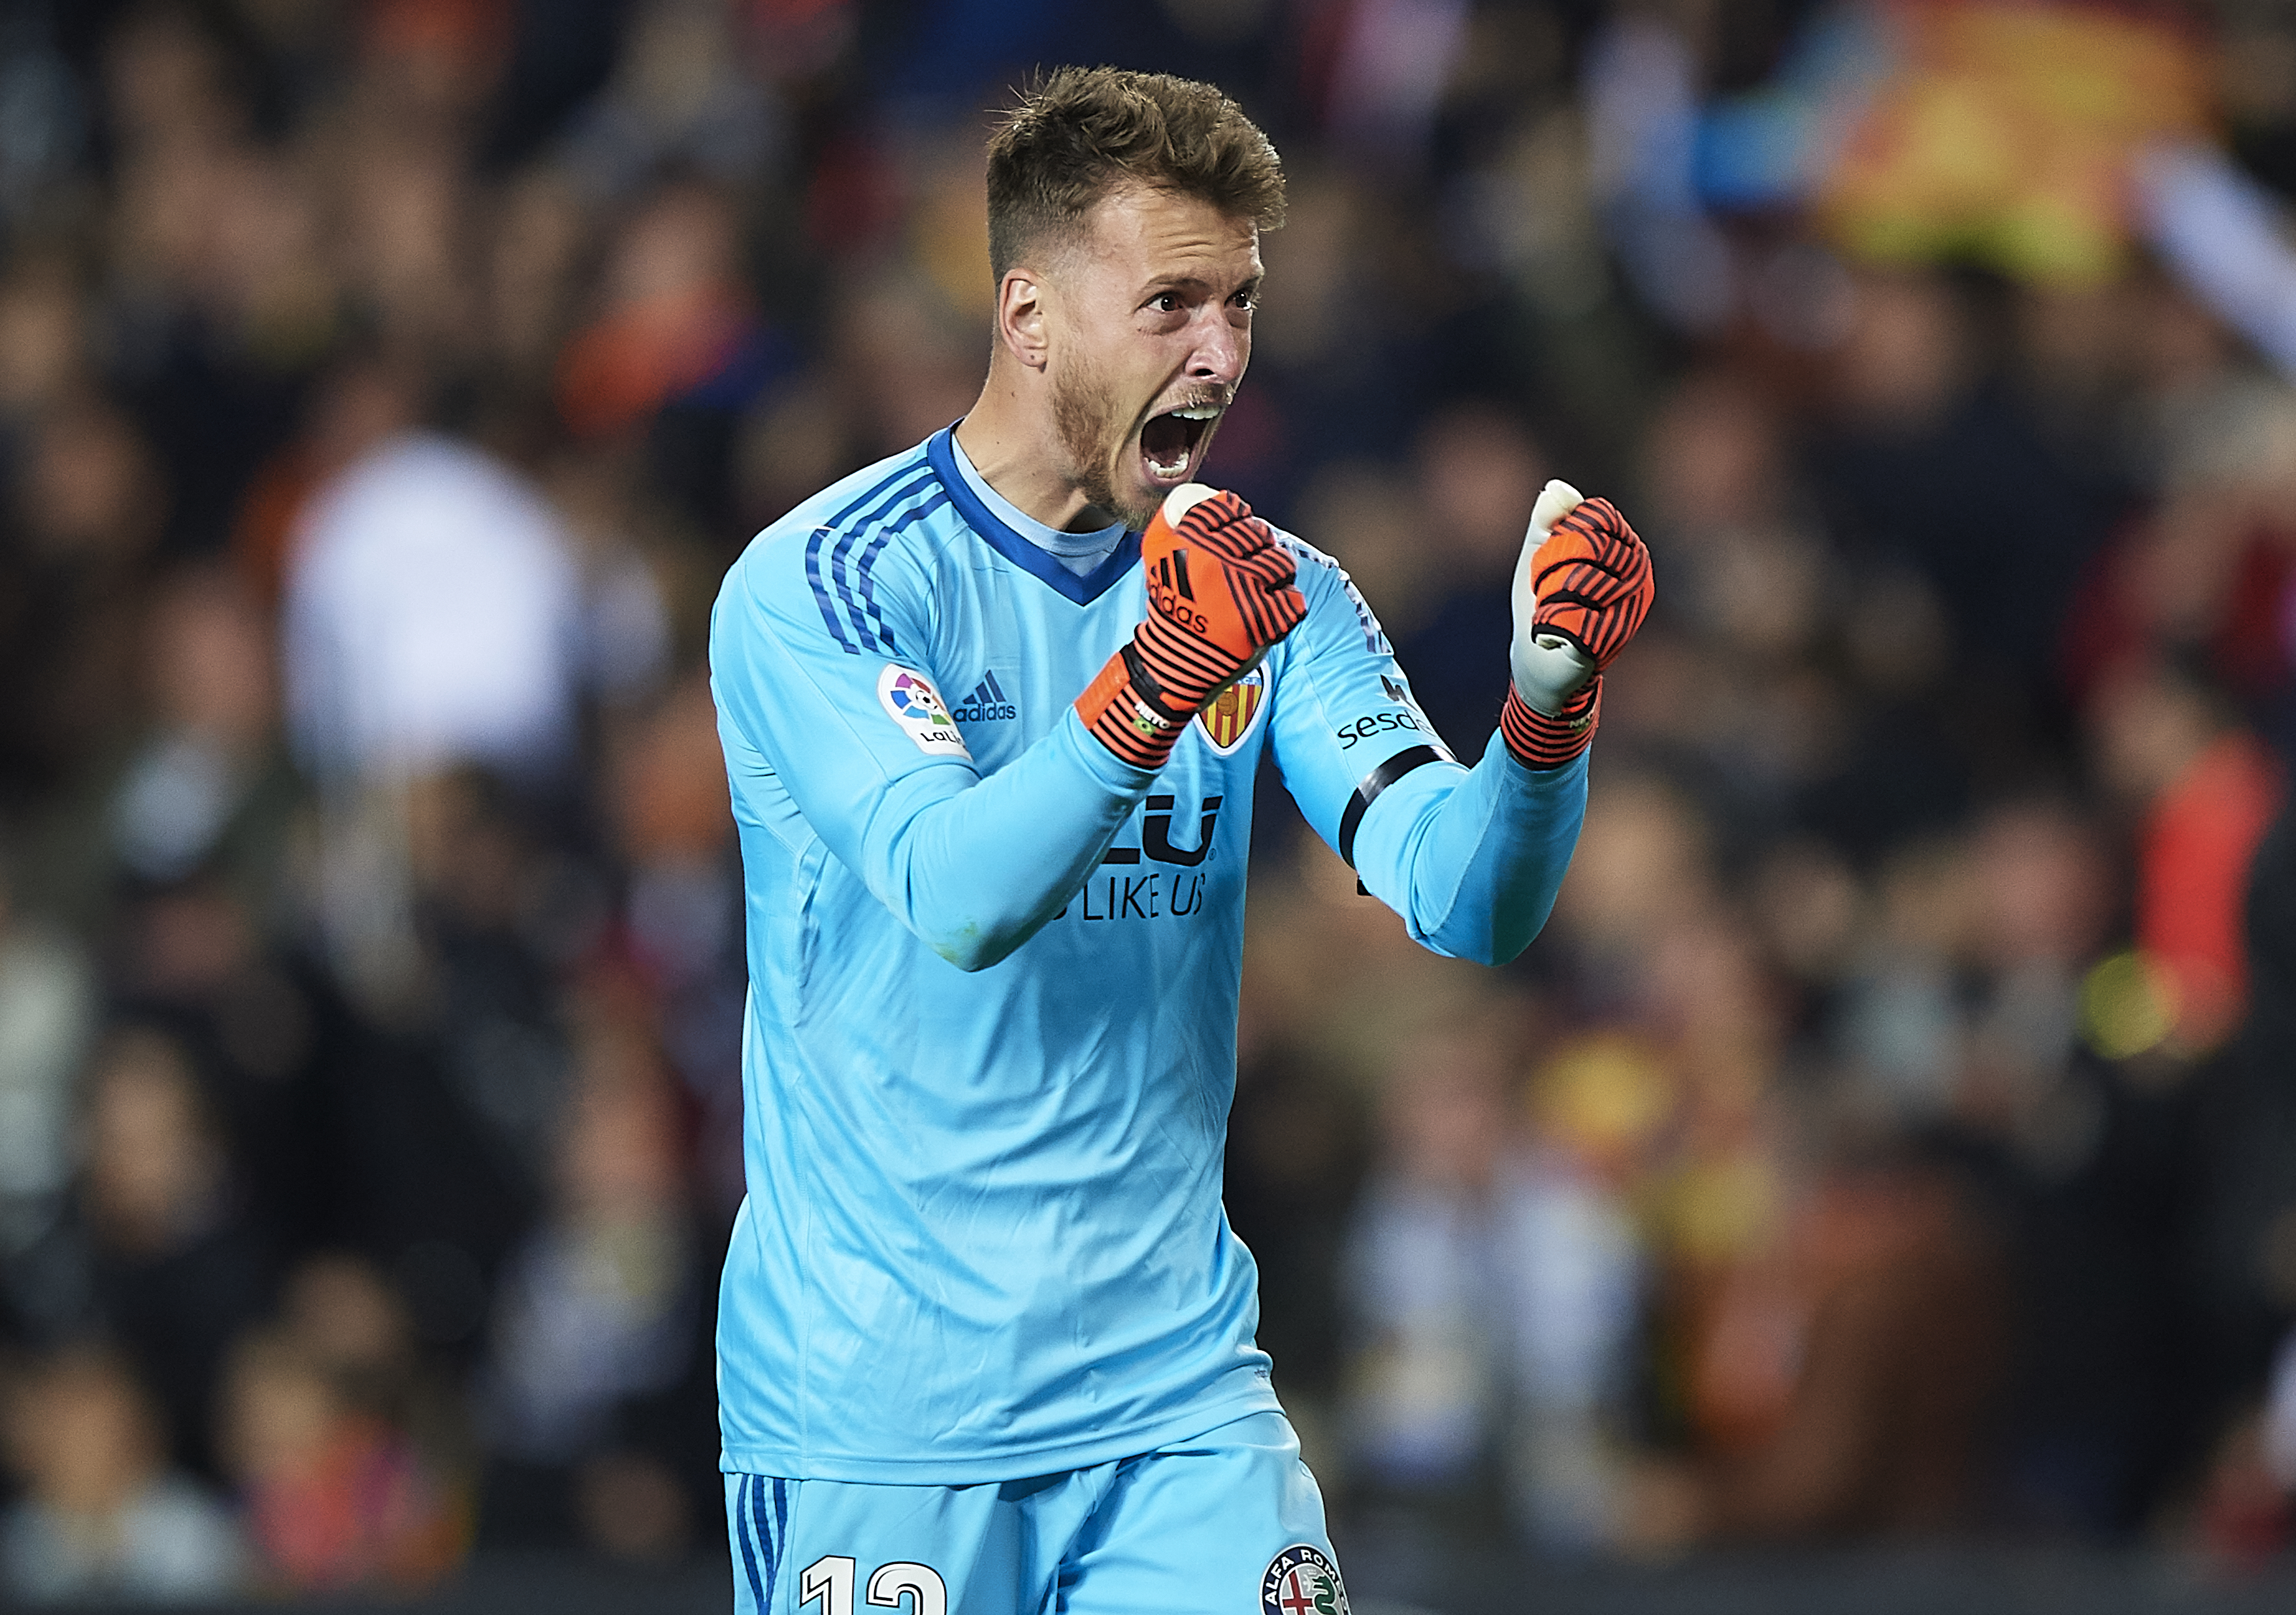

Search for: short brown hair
xmin=985 ymin=67 xmax=1286 ymax=282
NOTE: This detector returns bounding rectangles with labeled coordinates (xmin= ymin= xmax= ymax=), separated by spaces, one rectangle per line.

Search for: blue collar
xmin=927 ymin=426 xmax=1142 ymax=606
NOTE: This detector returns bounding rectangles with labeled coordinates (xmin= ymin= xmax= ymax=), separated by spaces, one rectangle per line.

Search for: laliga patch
xmin=1195 ymin=664 xmax=1267 ymax=756
xmin=878 ymin=665 xmax=971 ymax=758
xmin=1261 ymin=1544 xmax=1349 ymax=1615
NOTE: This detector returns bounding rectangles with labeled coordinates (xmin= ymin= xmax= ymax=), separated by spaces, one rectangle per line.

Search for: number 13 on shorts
xmin=799 ymin=1555 xmax=948 ymax=1615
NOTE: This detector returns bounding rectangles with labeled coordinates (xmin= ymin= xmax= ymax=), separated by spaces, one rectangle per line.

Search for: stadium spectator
xmin=219 ymin=1326 xmax=460 ymax=1593
xmin=2189 ymin=801 xmax=2296 ymax=1448
xmin=0 ymin=1346 xmax=246 ymax=1604
xmin=280 ymin=427 xmax=583 ymax=790
xmin=604 ymin=673 xmax=746 ymax=1214
xmin=1341 ymin=1016 xmax=1643 ymax=1551
xmin=276 ymin=1253 xmax=476 ymax=1532
xmin=2090 ymin=656 xmax=2285 ymax=1052
xmin=1393 ymin=404 xmax=1550 ymax=757
xmin=476 ymin=1005 xmax=713 ymax=1560
xmin=77 ymin=1024 xmax=276 ymax=1480
xmin=0 ymin=849 xmax=94 ymax=1285
xmin=1636 ymin=1145 xmax=2010 ymax=1545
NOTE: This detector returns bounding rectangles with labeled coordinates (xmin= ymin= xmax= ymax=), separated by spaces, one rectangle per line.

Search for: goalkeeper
xmin=708 ymin=65 xmax=1652 ymax=1615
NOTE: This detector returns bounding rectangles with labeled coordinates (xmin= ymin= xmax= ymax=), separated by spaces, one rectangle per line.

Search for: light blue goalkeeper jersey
xmin=709 ymin=426 xmax=1588 ymax=1483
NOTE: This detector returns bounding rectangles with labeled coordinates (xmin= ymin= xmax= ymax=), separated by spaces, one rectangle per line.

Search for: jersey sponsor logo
xmin=1060 ymin=793 xmax=1221 ymax=923
xmin=1336 ymin=673 xmax=1455 ymax=756
xmin=1098 ymin=793 xmax=1221 ymax=868
xmin=950 ymin=669 xmax=1017 ymax=724
xmin=1335 ymin=707 xmax=1433 ymax=749
xmin=877 ymin=665 xmax=971 ymax=758
xmin=1066 ymin=866 xmax=1209 ymax=922
xmin=1196 ymin=665 xmax=1266 ymax=755
xmin=1262 ymin=1544 xmax=1349 ymax=1615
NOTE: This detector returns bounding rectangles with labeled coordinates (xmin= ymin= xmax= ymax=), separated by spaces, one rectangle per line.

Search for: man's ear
xmin=996 ymin=269 xmax=1050 ymax=371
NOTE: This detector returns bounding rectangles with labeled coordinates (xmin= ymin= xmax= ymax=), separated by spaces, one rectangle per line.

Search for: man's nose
xmin=1188 ymin=310 xmax=1245 ymax=384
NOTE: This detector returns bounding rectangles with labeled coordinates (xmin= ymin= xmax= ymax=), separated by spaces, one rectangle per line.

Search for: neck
xmin=953 ymin=359 xmax=1117 ymax=534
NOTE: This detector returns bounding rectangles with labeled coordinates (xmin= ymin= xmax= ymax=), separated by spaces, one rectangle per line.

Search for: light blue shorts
xmin=722 ymin=1410 xmax=1346 ymax=1615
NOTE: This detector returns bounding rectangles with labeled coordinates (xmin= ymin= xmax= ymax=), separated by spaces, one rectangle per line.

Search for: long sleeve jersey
xmin=708 ymin=426 xmax=1587 ymax=1481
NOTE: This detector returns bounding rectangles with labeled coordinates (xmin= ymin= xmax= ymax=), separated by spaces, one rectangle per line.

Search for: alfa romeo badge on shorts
xmin=1261 ymin=1544 xmax=1349 ymax=1615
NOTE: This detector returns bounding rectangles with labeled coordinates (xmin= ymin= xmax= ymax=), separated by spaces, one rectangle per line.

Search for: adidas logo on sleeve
xmin=951 ymin=670 xmax=1018 ymax=724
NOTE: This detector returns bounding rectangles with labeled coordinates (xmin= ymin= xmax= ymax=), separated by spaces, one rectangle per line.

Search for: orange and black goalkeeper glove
xmin=1500 ymin=486 xmax=1654 ymax=770
xmin=1077 ymin=485 xmax=1308 ymax=769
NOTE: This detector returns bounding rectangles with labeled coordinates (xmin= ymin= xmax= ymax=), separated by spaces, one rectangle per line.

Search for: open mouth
xmin=1139 ymin=406 xmax=1220 ymax=483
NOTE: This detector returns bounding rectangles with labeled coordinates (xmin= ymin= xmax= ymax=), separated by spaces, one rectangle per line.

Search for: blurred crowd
xmin=4 ymin=0 xmax=2296 ymax=1602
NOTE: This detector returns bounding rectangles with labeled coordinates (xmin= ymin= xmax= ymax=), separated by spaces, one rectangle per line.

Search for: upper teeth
xmin=1170 ymin=407 xmax=1220 ymax=420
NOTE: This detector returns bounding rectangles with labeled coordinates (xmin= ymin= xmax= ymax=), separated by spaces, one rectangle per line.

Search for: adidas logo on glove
xmin=951 ymin=671 xmax=1018 ymax=724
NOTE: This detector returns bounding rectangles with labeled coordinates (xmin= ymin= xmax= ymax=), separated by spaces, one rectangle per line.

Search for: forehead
xmin=1072 ymin=186 xmax=1261 ymax=286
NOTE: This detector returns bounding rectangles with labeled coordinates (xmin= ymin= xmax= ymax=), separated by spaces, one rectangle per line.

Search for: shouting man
xmin=708 ymin=66 xmax=1652 ymax=1614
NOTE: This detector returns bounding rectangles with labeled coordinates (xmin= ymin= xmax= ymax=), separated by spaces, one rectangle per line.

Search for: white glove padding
xmin=1509 ymin=479 xmax=1597 ymax=717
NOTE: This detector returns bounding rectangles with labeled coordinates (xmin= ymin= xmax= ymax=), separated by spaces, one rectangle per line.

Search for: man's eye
xmin=1150 ymin=293 xmax=1181 ymax=313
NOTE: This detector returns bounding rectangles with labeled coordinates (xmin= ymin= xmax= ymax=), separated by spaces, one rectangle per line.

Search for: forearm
xmin=1349 ymin=733 xmax=1588 ymax=963
xmin=862 ymin=708 xmax=1152 ymax=971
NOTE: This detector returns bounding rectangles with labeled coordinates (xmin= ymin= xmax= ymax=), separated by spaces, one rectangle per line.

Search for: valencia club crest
xmin=1196 ymin=665 xmax=1267 ymax=756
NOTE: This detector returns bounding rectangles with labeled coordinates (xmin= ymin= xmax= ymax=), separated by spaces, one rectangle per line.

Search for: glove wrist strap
xmin=1077 ymin=646 xmax=1190 ymax=771
xmin=1500 ymin=676 xmax=1600 ymax=771
xmin=1119 ymin=641 xmax=1193 ymax=727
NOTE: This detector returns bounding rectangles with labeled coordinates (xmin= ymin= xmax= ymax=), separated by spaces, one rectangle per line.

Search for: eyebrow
xmin=1142 ymin=272 xmax=1264 ymax=297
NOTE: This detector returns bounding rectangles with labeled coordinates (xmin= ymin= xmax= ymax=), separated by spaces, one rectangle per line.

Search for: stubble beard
xmin=1051 ymin=354 xmax=1155 ymax=532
